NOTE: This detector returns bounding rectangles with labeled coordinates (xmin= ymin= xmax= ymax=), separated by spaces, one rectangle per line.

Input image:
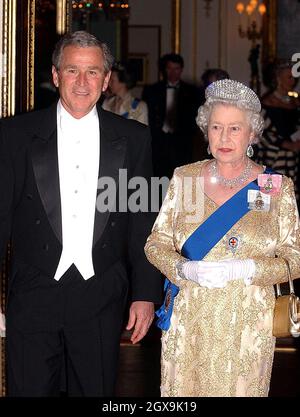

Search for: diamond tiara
xmin=205 ymin=79 xmax=261 ymax=113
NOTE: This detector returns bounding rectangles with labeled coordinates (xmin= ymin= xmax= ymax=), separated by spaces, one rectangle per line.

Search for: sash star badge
xmin=226 ymin=230 xmax=242 ymax=253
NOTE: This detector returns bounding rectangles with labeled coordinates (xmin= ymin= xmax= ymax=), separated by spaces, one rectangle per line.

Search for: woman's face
xmin=277 ymin=68 xmax=296 ymax=92
xmin=109 ymin=70 xmax=125 ymax=95
xmin=208 ymin=104 xmax=253 ymax=164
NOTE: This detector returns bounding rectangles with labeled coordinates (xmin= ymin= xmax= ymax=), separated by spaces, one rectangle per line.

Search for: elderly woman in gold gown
xmin=144 ymin=79 xmax=300 ymax=397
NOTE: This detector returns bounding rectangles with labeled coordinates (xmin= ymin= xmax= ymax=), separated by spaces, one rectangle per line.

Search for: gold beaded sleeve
xmin=144 ymin=169 xmax=186 ymax=288
xmin=251 ymin=176 xmax=300 ymax=286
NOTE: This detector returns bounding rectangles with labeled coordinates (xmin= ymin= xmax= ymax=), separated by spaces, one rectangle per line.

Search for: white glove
xmin=180 ymin=259 xmax=256 ymax=288
xmin=0 ymin=311 xmax=5 ymax=338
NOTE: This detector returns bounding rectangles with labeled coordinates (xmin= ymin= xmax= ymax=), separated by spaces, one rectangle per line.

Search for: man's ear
xmin=102 ymin=71 xmax=111 ymax=92
xmin=52 ymin=65 xmax=59 ymax=88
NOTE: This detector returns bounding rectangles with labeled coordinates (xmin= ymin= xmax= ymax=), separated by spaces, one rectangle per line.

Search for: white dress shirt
xmin=54 ymin=101 xmax=100 ymax=280
xmin=162 ymin=82 xmax=179 ymax=134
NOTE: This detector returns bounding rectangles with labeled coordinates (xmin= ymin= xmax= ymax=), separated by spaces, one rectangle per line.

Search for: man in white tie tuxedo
xmin=0 ymin=31 xmax=161 ymax=396
xmin=142 ymin=53 xmax=201 ymax=178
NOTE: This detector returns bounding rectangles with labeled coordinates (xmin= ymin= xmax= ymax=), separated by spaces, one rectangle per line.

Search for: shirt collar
xmin=166 ymin=82 xmax=180 ymax=89
xmin=58 ymin=100 xmax=98 ymax=131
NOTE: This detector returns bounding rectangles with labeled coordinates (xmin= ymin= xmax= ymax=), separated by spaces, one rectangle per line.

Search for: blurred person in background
xmin=199 ymin=68 xmax=230 ymax=105
xmin=143 ymin=53 xmax=200 ymax=178
xmin=255 ymin=60 xmax=300 ymax=201
xmin=102 ymin=61 xmax=148 ymax=125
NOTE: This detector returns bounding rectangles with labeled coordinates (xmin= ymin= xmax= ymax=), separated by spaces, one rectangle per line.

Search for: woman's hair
xmin=52 ymin=30 xmax=114 ymax=74
xmin=262 ymin=59 xmax=297 ymax=91
xmin=201 ymin=68 xmax=230 ymax=88
xmin=196 ymin=79 xmax=264 ymax=143
xmin=111 ymin=61 xmax=137 ymax=90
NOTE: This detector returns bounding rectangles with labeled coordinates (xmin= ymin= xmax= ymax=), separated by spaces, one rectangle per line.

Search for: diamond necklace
xmin=209 ymin=158 xmax=253 ymax=188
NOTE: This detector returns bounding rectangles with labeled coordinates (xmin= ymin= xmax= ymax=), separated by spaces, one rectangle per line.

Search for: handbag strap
xmin=276 ymin=258 xmax=295 ymax=297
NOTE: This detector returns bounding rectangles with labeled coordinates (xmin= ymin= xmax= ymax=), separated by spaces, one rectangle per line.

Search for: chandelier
xmin=72 ymin=0 xmax=130 ymax=20
xmin=236 ymin=0 xmax=266 ymax=46
xmin=235 ymin=0 xmax=267 ymax=95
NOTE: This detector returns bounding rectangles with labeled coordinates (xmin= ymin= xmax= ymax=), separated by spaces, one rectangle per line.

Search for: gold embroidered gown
xmin=145 ymin=160 xmax=300 ymax=397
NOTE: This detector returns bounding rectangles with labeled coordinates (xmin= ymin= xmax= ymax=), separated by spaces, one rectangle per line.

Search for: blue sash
xmin=156 ymin=170 xmax=273 ymax=331
xmin=121 ymin=98 xmax=140 ymax=119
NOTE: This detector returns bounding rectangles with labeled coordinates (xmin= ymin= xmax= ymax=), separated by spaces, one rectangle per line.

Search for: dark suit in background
xmin=142 ymin=54 xmax=200 ymax=179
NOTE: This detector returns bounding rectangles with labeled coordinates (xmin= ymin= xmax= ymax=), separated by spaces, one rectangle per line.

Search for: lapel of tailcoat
xmin=31 ymin=103 xmax=62 ymax=243
xmin=92 ymin=106 xmax=127 ymax=247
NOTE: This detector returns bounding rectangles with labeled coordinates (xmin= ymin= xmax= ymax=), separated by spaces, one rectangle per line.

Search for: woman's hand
xmin=179 ymin=259 xmax=256 ymax=288
xmin=181 ymin=260 xmax=227 ymax=288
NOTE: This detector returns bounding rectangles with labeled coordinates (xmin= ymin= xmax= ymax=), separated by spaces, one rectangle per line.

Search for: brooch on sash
xmin=247 ymin=190 xmax=270 ymax=211
xmin=226 ymin=230 xmax=243 ymax=254
xmin=258 ymin=174 xmax=282 ymax=196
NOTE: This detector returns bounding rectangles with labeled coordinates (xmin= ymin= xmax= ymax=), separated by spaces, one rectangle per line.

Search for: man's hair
xmin=159 ymin=53 xmax=184 ymax=72
xmin=52 ymin=30 xmax=114 ymax=74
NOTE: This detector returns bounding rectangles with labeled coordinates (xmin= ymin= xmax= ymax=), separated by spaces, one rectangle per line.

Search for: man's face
xmin=52 ymin=45 xmax=111 ymax=119
xmin=165 ymin=61 xmax=183 ymax=84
